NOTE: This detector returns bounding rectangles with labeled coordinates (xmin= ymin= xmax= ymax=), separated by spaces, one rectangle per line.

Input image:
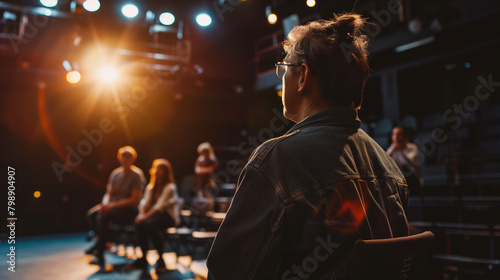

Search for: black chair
xmin=345 ymin=231 xmax=434 ymax=280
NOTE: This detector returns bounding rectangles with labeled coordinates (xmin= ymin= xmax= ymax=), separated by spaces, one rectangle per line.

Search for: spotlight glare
xmin=98 ymin=66 xmax=118 ymax=83
xmin=83 ymin=0 xmax=100 ymax=12
xmin=196 ymin=13 xmax=212 ymax=27
xmin=268 ymin=13 xmax=277 ymax=25
xmin=306 ymin=0 xmax=316 ymax=8
xmin=34 ymin=191 xmax=41 ymax=198
xmin=159 ymin=12 xmax=175 ymax=25
xmin=122 ymin=4 xmax=139 ymax=18
xmin=66 ymin=70 xmax=81 ymax=84
xmin=40 ymin=0 xmax=57 ymax=8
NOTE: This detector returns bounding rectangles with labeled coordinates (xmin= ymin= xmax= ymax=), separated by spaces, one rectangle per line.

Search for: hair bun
xmin=333 ymin=14 xmax=364 ymax=43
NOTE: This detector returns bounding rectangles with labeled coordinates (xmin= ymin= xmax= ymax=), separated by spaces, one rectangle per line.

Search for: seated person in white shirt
xmin=387 ymin=126 xmax=423 ymax=196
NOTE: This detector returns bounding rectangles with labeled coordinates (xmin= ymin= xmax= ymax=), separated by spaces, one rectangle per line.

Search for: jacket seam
xmin=251 ymin=129 xmax=300 ymax=168
xmin=244 ymin=165 xmax=285 ymax=280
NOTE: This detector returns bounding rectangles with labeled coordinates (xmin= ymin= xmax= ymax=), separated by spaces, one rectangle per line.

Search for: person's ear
xmin=298 ymin=63 xmax=311 ymax=94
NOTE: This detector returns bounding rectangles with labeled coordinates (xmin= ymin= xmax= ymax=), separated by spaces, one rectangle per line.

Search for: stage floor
xmin=1 ymin=232 xmax=204 ymax=280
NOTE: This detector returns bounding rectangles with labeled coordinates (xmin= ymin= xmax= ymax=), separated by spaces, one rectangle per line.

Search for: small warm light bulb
xmin=268 ymin=13 xmax=277 ymax=25
xmin=66 ymin=70 xmax=81 ymax=84
xmin=306 ymin=0 xmax=316 ymax=8
xmin=34 ymin=191 xmax=41 ymax=198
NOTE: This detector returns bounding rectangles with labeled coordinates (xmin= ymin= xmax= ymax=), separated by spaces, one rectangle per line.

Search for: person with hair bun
xmin=207 ymin=13 xmax=409 ymax=279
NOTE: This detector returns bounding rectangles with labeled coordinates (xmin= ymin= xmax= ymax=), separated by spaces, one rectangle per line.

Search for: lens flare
xmin=98 ymin=66 xmax=118 ymax=83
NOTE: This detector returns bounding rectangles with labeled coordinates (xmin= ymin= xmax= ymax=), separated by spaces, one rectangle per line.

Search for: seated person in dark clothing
xmin=86 ymin=146 xmax=146 ymax=266
xmin=129 ymin=158 xmax=181 ymax=272
xmin=207 ymin=13 xmax=409 ymax=280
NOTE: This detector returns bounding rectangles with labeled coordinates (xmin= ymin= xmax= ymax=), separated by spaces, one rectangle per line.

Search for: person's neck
xmin=292 ymin=97 xmax=339 ymax=123
xmin=122 ymin=165 xmax=132 ymax=173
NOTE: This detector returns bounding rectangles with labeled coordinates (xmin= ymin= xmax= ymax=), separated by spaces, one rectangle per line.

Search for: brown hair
xmin=283 ymin=13 xmax=370 ymax=109
xmin=197 ymin=142 xmax=215 ymax=159
xmin=148 ymin=159 xmax=176 ymax=205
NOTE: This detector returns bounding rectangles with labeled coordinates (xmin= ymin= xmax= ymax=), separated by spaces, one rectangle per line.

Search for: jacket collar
xmin=286 ymin=108 xmax=361 ymax=134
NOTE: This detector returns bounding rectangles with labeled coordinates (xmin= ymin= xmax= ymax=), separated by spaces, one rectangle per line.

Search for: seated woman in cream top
xmin=130 ymin=158 xmax=180 ymax=272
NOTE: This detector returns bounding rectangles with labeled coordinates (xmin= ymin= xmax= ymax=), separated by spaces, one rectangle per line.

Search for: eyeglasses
xmin=275 ymin=62 xmax=300 ymax=80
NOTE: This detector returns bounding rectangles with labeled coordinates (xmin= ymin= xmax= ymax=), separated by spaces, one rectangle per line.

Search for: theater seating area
xmin=364 ymin=103 xmax=500 ymax=279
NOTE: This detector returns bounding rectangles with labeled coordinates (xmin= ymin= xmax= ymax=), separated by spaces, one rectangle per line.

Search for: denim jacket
xmin=207 ymin=108 xmax=409 ymax=280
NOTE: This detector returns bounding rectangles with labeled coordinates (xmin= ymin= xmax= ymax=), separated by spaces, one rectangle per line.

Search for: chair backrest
xmin=345 ymin=231 xmax=434 ymax=280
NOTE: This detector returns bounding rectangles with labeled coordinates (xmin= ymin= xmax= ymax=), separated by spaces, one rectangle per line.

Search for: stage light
xmin=306 ymin=0 xmax=316 ymax=8
xmin=268 ymin=13 xmax=277 ymax=24
xmin=196 ymin=13 xmax=212 ymax=27
xmin=122 ymin=4 xmax=139 ymax=18
xmin=83 ymin=0 xmax=100 ymax=12
xmin=98 ymin=66 xmax=118 ymax=83
xmin=159 ymin=12 xmax=175 ymax=25
xmin=40 ymin=0 xmax=57 ymax=8
xmin=66 ymin=70 xmax=81 ymax=84
xmin=265 ymin=5 xmax=277 ymax=25
xmin=34 ymin=191 xmax=41 ymax=198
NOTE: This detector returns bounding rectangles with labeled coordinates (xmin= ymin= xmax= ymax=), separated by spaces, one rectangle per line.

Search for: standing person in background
xmin=129 ymin=158 xmax=181 ymax=273
xmin=207 ymin=13 xmax=409 ymax=280
xmin=387 ymin=126 xmax=423 ymax=196
xmin=86 ymin=146 xmax=146 ymax=267
xmin=194 ymin=142 xmax=218 ymax=210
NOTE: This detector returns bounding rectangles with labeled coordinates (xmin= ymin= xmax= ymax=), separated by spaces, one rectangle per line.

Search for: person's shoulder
xmin=166 ymin=182 xmax=177 ymax=190
xmin=163 ymin=183 xmax=176 ymax=195
xmin=407 ymin=142 xmax=418 ymax=148
xmin=406 ymin=142 xmax=419 ymax=151
xmin=248 ymin=130 xmax=300 ymax=163
xmin=209 ymin=156 xmax=218 ymax=163
xmin=110 ymin=167 xmax=123 ymax=176
xmin=131 ymin=165 xmax=145 ymax=176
